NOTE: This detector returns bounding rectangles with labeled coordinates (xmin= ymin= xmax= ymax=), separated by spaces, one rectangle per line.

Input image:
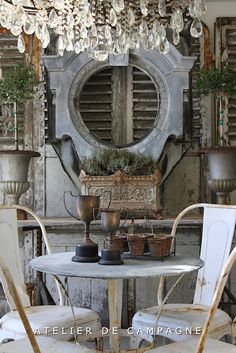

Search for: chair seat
xmin=132 ymin=304 xmax=231 ymax=340
xmin=0 ymin=305 xmax=101 ymax=341
xmin=145 ymin=336 xmax=236 ymax=353
xmin=0 ymin=335 xmax=96 ymax=353
xmin=0 ymin=329 xmax=25 ymax=342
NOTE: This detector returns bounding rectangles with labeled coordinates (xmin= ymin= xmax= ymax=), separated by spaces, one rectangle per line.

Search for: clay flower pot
xmin=127 ymin=234 xmax=147 ymax=257
xmin=148 ymin=235 xmax=172 ymax=257
xmin=111 ymin=235 xmax=126 ymax=253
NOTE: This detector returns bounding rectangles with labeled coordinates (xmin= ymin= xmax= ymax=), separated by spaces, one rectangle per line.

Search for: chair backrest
xmin=0 ymin=259 xmax=41 ymax=353
xmin=0 ymin=208 xmax=31 ymax=310
xmin=170 ymin=203 xmax=236 ymax=306
xmin=0 ymin=261 xmax=94 ymax=353
xmin=0 ymin=205 xmax=64 ymax=308
xmin=196 ymin=242 xmax=236 ymax=353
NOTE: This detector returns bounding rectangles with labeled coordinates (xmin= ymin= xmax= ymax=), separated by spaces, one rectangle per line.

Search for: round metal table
xmin=30 ymin=253 xmax=203 ymax=352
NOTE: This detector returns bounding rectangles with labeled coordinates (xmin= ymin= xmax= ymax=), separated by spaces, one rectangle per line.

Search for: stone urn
xmin=0 ymin=150 xmax=40 ymax=205
xmin=207 ymin=147 xmax=236 ymax=204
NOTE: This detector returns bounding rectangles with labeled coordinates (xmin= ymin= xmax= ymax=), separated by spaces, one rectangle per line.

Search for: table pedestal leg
xmin=108 ymin=279 xmax=123 ymax=353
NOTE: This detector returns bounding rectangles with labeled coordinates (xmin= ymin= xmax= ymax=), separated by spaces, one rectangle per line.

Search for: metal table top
xmin=30 ymin=252 xmax=204 ymax=279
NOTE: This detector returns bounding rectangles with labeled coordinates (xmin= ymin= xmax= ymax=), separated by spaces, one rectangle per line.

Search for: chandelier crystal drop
xmin=0 ymin=0 xmax=207 ymax=62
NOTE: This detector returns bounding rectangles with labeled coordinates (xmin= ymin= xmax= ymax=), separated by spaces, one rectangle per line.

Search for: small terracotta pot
xmin=127 ymin=234 xmax=147 ymax=256
xmin=148 ymin=235 xmax=172 ymax=257
xmin=111 ymin=235 xmax=126 ymax=253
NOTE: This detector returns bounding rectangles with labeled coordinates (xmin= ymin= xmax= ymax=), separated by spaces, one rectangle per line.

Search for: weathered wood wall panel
xmin=78 ymin=66 xmax=158 ymax=146
xmin=215 ymin=18 xmax=236 ymax=146
xmin=0 ymin=33 xmax=25 ymax=150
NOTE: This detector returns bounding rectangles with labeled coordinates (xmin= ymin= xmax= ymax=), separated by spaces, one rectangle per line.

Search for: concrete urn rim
xmin=0 ymin=150 xmax=40 ymax=157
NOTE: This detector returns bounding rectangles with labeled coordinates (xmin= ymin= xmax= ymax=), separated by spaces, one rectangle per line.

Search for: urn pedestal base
xmin=208 ymin=179 xmax=236 ymax=204
xmin=207 ymin=147 xmax=236 ymax=204
xmin=0 ymin=150 xmax=40 ymax=206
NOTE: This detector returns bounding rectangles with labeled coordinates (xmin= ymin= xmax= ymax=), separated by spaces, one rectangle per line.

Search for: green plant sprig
xmin=197 ymin=62 xmax=236 ymax=146
xmin=196 ymin=63 xmax=236 ymax=98
xmin=82 ymin=149 xmax=158 ymax=176
xmin=0 ymin=63 xmax=39 ymax=104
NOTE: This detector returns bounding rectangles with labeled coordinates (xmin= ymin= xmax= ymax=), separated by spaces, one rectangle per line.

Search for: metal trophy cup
xmin=99 ymin=210 xmax=124 ymax=265
xmin=64 ymin=192 xmax=100 ymax=262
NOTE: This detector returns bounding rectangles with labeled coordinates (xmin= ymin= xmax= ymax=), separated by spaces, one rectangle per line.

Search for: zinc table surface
xmin=30 ymin=252 xmax=204 ymax=279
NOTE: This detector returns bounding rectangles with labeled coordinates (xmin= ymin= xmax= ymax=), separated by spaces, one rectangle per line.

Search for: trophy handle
xmin=93 ymin=207 xmax=100 ymax=225
xmin=106 ymin=189 xmax=112 ymax=209
xmin=143 ymin=216 xmax=154 ymax=235
xmin=120 ymin=209 xmax=128 ymax=227
xmin=63 ymin=191 xmax=80 ymax=221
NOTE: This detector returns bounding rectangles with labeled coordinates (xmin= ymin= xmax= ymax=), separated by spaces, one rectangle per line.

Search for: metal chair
xmin=132 ymin=203 xmax=236 ymax=344
xmin=0 ymin=259 xmax=96 ymax=353
xmin=143 ymin=236 xmax=236 ymax=353
xmin=0 ymin=205 xmax=102 ymax=346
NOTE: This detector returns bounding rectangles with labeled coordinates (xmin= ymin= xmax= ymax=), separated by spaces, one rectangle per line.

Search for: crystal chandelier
xmin=0 ymin=0 xmax=207 ymax=62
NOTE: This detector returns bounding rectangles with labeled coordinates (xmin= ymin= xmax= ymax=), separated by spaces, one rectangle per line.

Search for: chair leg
xmin=95 ymin=337 xmax=103 ymax=351
xmin=129 ymin=336 xmax=146 ymax=349
xmin=225 ymin=334 xmax=236 ymax=345
xmin=1 ymin=338 xmax=15 ymax=344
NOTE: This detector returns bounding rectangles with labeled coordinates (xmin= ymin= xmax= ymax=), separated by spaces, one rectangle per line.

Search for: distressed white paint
xmin=145 ymin=337 xmax=236 ymax=353
xmin=108 ymin=279 xmax=123 ymax=352
xmin=0 ymin=262 xmax=95 ymax=353
xmin=132 ymin=203 xmax=236 ymax=343
xmin=194 ymin=206 xmax=236 ymax=305
xmin=0 ymin=207 xmax=101 ymax=343
xmin=15 ymin=214 xmax=236 ymax=323
xmin=145 ymin=239 xmax=236 ymax=353
xmin=30 ymin=252 xmax=203 ymax=352
xmin=0 ymin=209 xmax=30 ymax=310
xmin=0 ymin=336 xmax=95 ymax=353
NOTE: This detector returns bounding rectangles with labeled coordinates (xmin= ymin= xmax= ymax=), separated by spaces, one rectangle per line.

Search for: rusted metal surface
xmin=203 ymin=24 xmax=213 ymax=69
xmin=32 ymin=35 xmax=41 ymax=81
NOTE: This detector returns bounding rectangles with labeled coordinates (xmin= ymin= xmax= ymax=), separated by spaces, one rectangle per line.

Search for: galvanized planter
xmin=0 ymin=150 xmax=40 ymax=205
xmin=207 ymin=146 xmax=236 ymax=204
xmin=79 ymin=169 xmax=162 ymax=218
